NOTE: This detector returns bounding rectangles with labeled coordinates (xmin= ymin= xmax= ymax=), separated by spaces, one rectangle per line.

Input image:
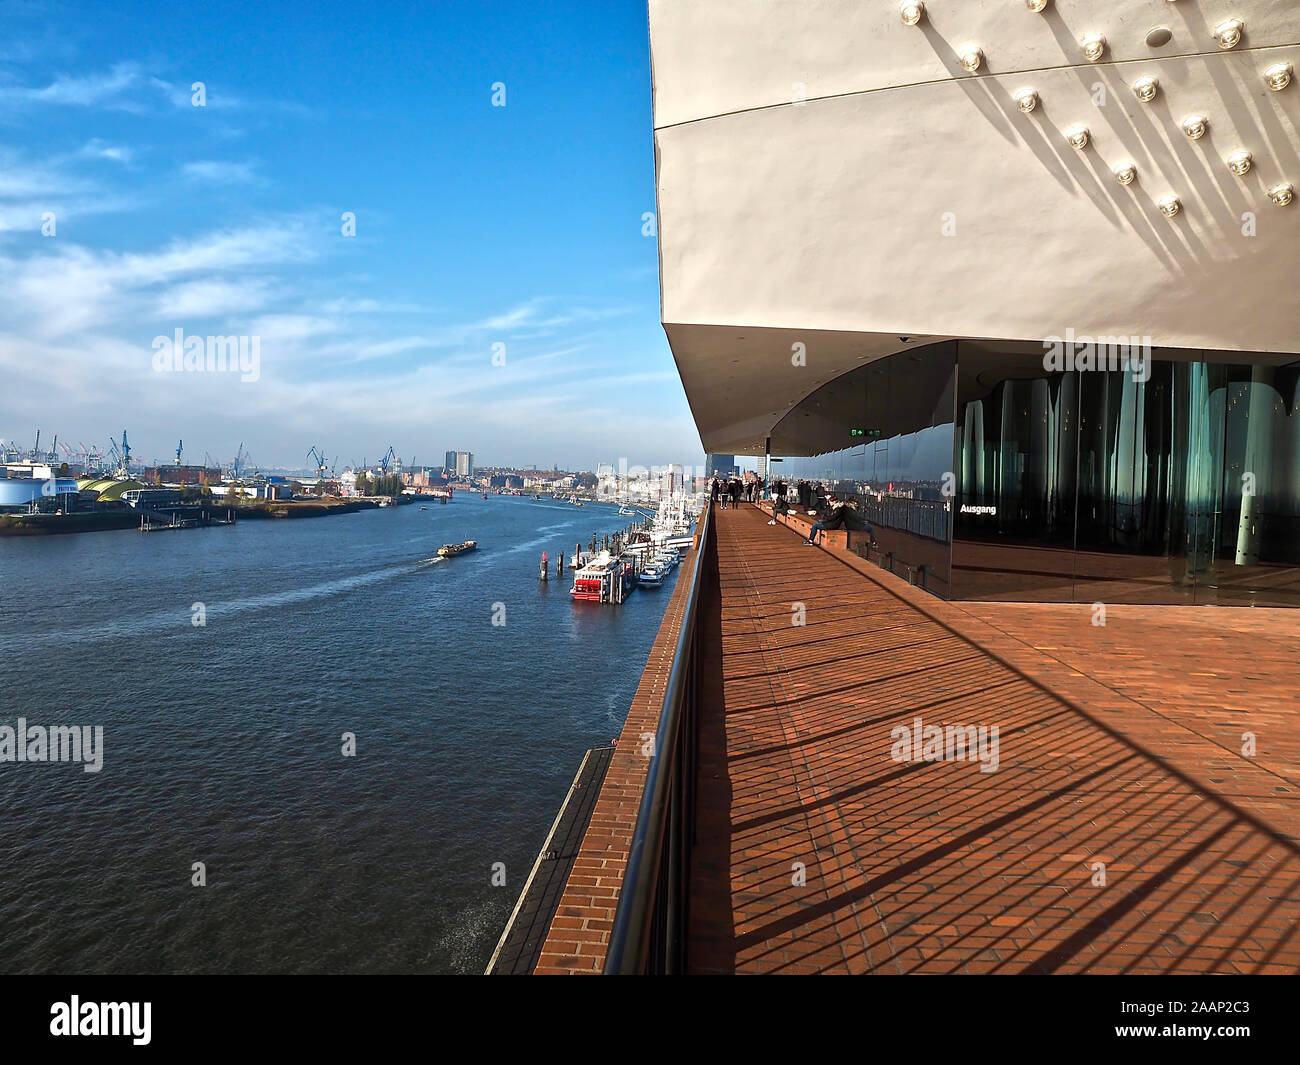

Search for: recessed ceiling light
xmin=1026 ymin=0 xmax=1049 ymax=12
xmin=899 ymin=1 xmax=925 ymax=25
xmin=1268 ymin=183 xmax=1294 ymax=207
xmin=1146 ymin=27 xmax=1173 ymax=48
xmin=1066 ymin=126 xmax=1090 ymax=151
xmin=1115 ymin=163 xmax=1137 ymax=186
xmin=1158 ymin=195 xmax=1182 ymax=218
xmin=961 ymin=47 xmax=984 ymax=73
xmin=1226 ymin=150 xmax=1253 ymax=176
xmin=1015 ymin=88 xmax=1039 ymax=113
xmin=1182 ymin=114 xmax=1209 ymax=140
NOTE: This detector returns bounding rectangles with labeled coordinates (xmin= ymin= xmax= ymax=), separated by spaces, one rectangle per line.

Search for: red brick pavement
xmin=687 ymin=505 xmax=1300 ymax=974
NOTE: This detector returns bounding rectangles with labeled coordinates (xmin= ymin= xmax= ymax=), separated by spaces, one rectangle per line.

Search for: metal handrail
xmin=603 ymin=502 xmax=712 ymax=974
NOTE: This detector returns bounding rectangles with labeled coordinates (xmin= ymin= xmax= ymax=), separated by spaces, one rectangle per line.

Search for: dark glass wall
xmin=770 ymin=341 xmax=956 ymax=595
xmin=773 ymin=341 xmax=1300 ymax=607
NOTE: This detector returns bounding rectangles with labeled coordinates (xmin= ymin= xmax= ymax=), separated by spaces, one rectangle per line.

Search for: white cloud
xmin=181 ymin=160 xmax=260 ymax=185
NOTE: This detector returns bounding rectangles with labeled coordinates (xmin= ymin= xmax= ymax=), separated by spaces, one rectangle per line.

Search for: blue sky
xmin=0 ymin=0 xmax=703 ymax=471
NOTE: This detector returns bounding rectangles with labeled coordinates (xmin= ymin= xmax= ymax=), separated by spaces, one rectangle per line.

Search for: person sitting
xmin=769 ymin=494 xmax=790 ymax=525
xmin=805 ymin=495 xmax=876 ymax=547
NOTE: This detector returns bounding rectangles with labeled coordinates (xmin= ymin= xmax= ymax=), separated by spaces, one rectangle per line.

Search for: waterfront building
xmin=650 ymin=0 xmax=1300 ymax=606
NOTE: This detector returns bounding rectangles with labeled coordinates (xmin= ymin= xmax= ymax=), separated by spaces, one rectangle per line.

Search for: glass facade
xmin=772 ymin=340 xmax=1300 ymax=607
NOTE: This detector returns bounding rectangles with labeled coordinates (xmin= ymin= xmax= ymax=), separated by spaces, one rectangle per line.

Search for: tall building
xmin=450 ymin=451 xmax=473 ymax=479
xmin=651 ymin=0 xmax=1300 ymax=607
xmin=704 ymin=454 xmax=735 ymax=478
xmin=444 ymin=450 xmax=457 ymax=474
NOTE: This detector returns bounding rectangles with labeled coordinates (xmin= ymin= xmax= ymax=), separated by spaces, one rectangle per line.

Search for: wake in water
xmin=10 ymin=561 xmax=434 ymax=650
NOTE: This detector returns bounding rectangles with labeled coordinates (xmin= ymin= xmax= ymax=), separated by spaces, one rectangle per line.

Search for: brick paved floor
xmin=687 ymin=505 xmax=1300 ymax=974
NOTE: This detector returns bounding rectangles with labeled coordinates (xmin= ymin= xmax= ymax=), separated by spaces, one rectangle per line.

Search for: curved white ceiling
xmin=651 ymin=0 xmax=1300 ymax=454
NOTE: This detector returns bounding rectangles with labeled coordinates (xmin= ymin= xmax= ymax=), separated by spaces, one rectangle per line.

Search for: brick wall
xmin=532 ymin=547 xmax=699 ymax=973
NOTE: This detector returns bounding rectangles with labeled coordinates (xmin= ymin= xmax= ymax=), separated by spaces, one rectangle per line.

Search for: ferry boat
xmin=437 ymin=540 xmax=477 ymax=558
xmin=571 ymin=550 xmax=636 ymax=603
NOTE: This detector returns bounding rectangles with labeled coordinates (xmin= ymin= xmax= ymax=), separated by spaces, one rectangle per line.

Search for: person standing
xmin=729 ymin=477 xmax=742 ymax=509
xmin=710 ymin=478 xmax=721 ymax=506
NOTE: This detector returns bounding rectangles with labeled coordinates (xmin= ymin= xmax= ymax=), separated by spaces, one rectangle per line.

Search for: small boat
xmin=437 ymin=540 xmax=477 ymax=558
xmin=638 ymin=561 xmax=667 ymax=588
xmin=419 ymin=506 xmax=428 ymax=511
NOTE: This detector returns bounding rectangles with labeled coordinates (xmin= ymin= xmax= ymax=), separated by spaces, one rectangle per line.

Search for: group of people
xmin=768 ymin=477 xmax=875 ymax=547
xmin=709 ymin=476 xmax=759 ymax=508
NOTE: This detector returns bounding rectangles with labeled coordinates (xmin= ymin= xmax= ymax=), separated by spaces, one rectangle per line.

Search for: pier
xmin=526 ymin=504 xmax=1300 ymax=974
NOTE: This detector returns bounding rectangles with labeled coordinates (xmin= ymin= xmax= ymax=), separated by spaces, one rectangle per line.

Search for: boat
xmin=571 ymin=550 xmax=636 ymax=603
xmin=638 ymin=560 xmax=667 ymax=588
xmin=437 ymin=540 xmax=477 ymax=558
xmin=482 ymin=493 xmax=489 ymax=499
xmin=419 ymin=506 xmax=428 ymax=511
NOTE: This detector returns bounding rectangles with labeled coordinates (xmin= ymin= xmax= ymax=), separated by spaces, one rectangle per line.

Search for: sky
xmin=0 ymin=0 xmax=704 ymax=472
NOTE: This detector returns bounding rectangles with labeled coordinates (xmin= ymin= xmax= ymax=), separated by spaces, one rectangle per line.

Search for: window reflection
xmin=772 ymin=341 xmax=1300 ymax=606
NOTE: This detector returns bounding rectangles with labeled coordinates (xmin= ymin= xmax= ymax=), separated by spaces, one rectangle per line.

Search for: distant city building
xmin=705 ymin=454 xmax=736 ymax=478
xmin=445 ymin=451 xmax=473 ymax=479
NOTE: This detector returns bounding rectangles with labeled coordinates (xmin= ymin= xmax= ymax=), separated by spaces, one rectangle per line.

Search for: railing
xmin=603 ymin=502 xmax=713 ymax=974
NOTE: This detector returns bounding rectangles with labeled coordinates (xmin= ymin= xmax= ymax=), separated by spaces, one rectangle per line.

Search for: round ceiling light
xmin=1265 ymin=63 xmax=1293 ymax=92
xmin=1226 ymin=150 xmax=1253 ymax=176
xmin=1133 ymin=76 xmax=1160 ymax=103
xmin=900 ymin=2 xmax=925 ymax=26
xmin=1082 ymin=34 xmax=1107 ymax=62
xmin=1213 ymin=19 xmax=1244 ymax=50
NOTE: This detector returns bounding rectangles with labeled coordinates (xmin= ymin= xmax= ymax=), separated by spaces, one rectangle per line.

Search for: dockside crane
xmin=306 ymin=446 xmax=331 ymax=479
xmin=175 ymin=439 xmax=183 ymax=465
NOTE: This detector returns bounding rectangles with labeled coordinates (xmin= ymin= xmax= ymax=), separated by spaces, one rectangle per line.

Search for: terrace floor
xmin=687 ymin=505 xmax=1300 ymax=974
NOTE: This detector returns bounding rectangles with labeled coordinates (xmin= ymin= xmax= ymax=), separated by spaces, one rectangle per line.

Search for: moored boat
xmin=571 ymin=550 xmax=636 ymax=603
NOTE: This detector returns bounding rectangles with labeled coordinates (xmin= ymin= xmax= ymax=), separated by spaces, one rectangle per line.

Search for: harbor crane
xmin=306 ymin=446 xmax=332 ymax=479
xmin=230 ymin=442 xmax=251 ymax=479
xmin=176 ymin=439 xmax=184 ymax=465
